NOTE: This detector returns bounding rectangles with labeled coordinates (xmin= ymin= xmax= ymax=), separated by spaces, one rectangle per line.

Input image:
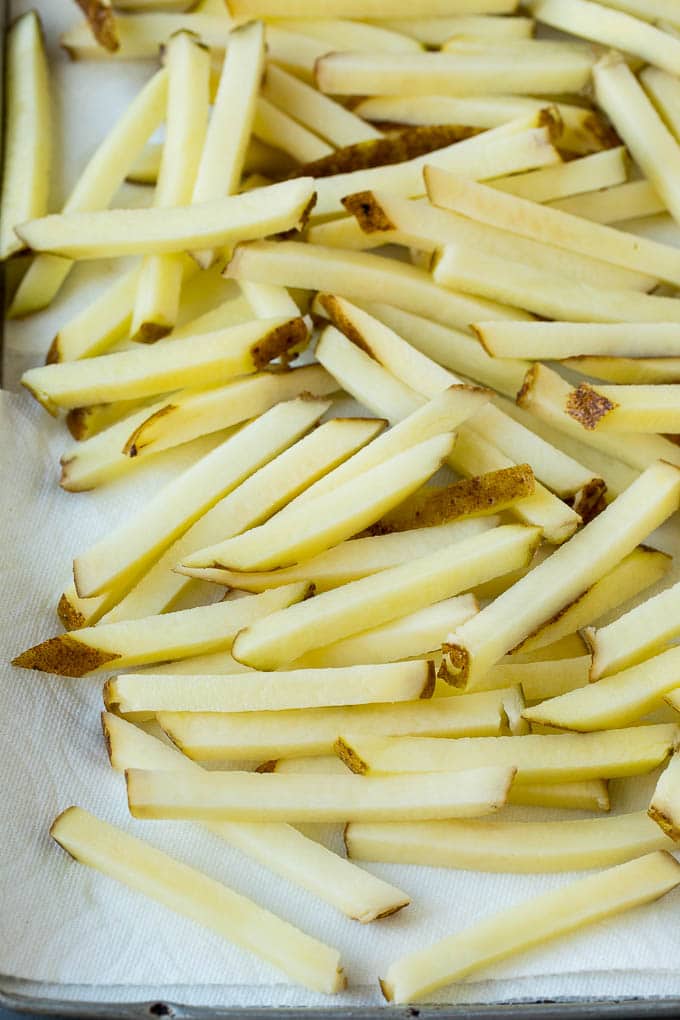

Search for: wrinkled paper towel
xmin=4 ymin=0 xmax=680 ymax=1009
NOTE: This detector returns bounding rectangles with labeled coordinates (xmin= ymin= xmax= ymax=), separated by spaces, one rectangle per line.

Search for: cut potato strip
xmin=477 ymin=321 xmax=680 ymax=361
xmin=272 ymin=17 xmax=424 ymax=54
xmin=315 ymin=46 xmax=594 ymax=98
xmin=17 ymin=177 xmax=315 ymax=259
xmin=594 ymin=53 xmax=680 ymax=230
xmin=531 ymin=0 xmax=680 ymax=75
xmin=73 ymin=397 xmax=329 ymax=598
xmin=231 ymin=524 xmax=539 ymax=671
xmin=227 ymin=241 xmax=529 ymax=331
xmin=562 ymin=357 xmax=680 ymax=386
xmin=102 ymin=713 xmax=410 ymax=923
xmin=441 ymin=461 xmax=680 ymax=688
xmin=550 ymin=179 xmax=664 ymax=224
xmin=565 ymin=383 xmax=680 ymax=434
xmin=263 ymin=64 xmax=379 ymax=147
xmin=180 ymin=520 xmax=496 ymax=590
xmin=346 ymin=811 xmax=675 ymax=873
xmin=426 ymin=167 xmax=680 ymax=288
xmin=290 ymin=596 xmax=479 ymax=669
xmin=490 ymin=148 xmax=628 ymax=203
xmin=231 ymin=0 xmax=519 ymax=13
xmin=642 ymin=67 xmax=680 ymax=144
xmin=373 ymin=15 xmax=530 ymax=45
xmin=337 ymin=724 xmax=677 ymax=782
xmin=343 ymin=192 xmax=653 ymax=291
xmin=128 ymin=136 xmax=296 ymax=187
xmin=159 ymin=688 xmax=510 ymax=760
xmin=649 ymin=752 xmax=680 ymax=840
xmin=101 ymin=417 xmax=381 ymax=625
xmin=106 ymin=660 xmax=434 ymax=715
xmin=0 ymin=12 xmax=51 ymax=261
xmin=517 ymin=363 xmax=680 ymax=472
xmin=523 ymin=646 xmax=680 ymax=731
xmin=255 ymin=97 xmax=332 ymax=164
xmin=182 ymin=432 xmax=454 ymax=572
xmin=587 ymin=580 xmax=680 ymax=680
xmin=516 ymin=546 xmax=672 ymax=656
xmin=381 ymin=851 xmax=680 ymax=1003
xmin=485 ymin=655 xmax=591 ymax=702
xmin=12 ymin=583 xmax=308 ymax=678
xmin=75 ymin=0 xmax=118 ymax=50
xmin=50 ymin=806 xmax=344 ymax=994
xmin=23 ymin=316 xmax=306 ymax=413
xmin=434 ymin=243 xmax=680 ymax=324
xmin=48 ymin=265 xmax=140 ymax=363
xmin=126 ymin=765 xmax=516 ymax=822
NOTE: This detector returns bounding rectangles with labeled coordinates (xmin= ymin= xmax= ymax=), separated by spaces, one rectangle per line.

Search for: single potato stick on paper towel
xmin=565 ymin=383 xmax=680 ymax=434
xmin=125 ymin=765 xmax=516 ymax=823
xmin=158 ymin=688 xmax=511 ymax=761
xmin=440 ymin=461 xmax=680 ymax=688
xmin=380 ymin=852 xmax=680 ymax=1003
xmin=50 ymin=807 xmax=345 ymax=995
xmin=336 ymin=725 xmax=678 ymax=782
xmin=524 ymin=647 xmax=680 ymax=731
xmin=649 ymin=752 xmax=680 ymax=841
xmin=15 ymin=177 xmax=315 ymax=259
xmin=586 ymin=579 xmax=680 ymax=679
xmin=0 ymin=11 xmax=51 ymax=261
xmin=102 ymin=713 xmax=410 ymax=923
xmin=346 ymin=812 xmax=676 ymax=874
xmin=13 ymin=583 xmax=309 ymax=678
xmin=104 ymin=660 xmax=435 ymax=716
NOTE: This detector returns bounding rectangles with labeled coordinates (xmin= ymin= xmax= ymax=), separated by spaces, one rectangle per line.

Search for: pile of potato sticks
xmin=8 ymin=0 xmax=680 ymax=1004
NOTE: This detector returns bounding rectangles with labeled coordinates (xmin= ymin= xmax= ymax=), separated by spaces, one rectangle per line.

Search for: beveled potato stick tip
xmin=649 ymin=752 xmax=680 ymax=840
xmin=75 ymin=0 xmax=119 ymax=51
xmin=586 ymin=579 xmax=680 ymax=680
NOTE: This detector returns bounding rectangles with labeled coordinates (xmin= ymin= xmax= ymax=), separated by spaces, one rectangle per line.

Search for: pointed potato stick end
xmin=49 ymin=806 xmax=81 ymax=854
xmin=439 ymin=643 xmax=470 ymax=688
xmin=76 ymin=0 xmax=119 ymax=52
xmin=252 ymin=317 xmax=308 ymax=370
xmin=512 ymin=588 xmax=589 ymax=655
xmin=65 ymin=408 xmax=91 ymax=441
xmin=45 ymin=336 xmax=61 ymax=365
xmin=122 ymin=404 xmax=177 ymax=458
xmin=566 ymin=383 xmax=617 ymax=431
xmin=21 ymin=376 xmax=58 ymax=416
xmin=584 ymin=111 xmax=620 ymax=150
xmin=131 ymin=322 xmax=172 ymax=345
xmin=572 ymin=478 xmax=607 ymax=523
xmin=342 ymin=192 xmax=396 ymax=234
xmin=59 ymin=456 xmax=92 ymax=493
xmin=516 ymin=364 xmax=539 ymax=408
xmin=255 ymin=759 xmax=278 ymax=773
xmin=421 ymin=661 xmax=437 ymax=699
xmin=318 ymin=294 xmax=374 ymax=356
xmin=12 ymin=634 xmax=120 ymax=677
xmin=379 ymin=978 xmax=393 ymax=1003
xmin=537 ymin=105 xmax=565 ymax=147
xmin=334 ymin=737 xmax=368 ymax=775
xmin=101 ymin=712 xmax=115 ymax=765
xmin=470 ymin=323 xmax=494 ymax=357
xmin=648 ymin=804 xmax=680 ymax=842
xmin=102 ymin=679 xmax=116 ymax=712
xmin=57 ymin=592 xmax=87 ymax=631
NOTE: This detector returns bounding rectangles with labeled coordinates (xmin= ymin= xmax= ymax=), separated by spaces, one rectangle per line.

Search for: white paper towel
xmin=5 ymin=0 xmax=680 ymax=1009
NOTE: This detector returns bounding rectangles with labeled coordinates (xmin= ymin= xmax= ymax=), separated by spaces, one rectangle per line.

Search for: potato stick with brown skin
xmin=434 ymin=243 xmax=680 ymax=324
xmin=565 ymin=383 xmax=680 ymax=434
xmin=158 ymin=688 xmax=511 ymax=760
xmin=17 ymin=177 xmax=315 ymax=259
xmin=75 ymin=0 xmax=118 ymax=50
xmin=531 ymin=0 xmax=680 ymax=75
xmin=372 ymin=468 xmax=534 ymax=532
xmin=102 ymin=713 xmax=410 ymax=923
xmin=382 ymin=852 xmax=680 ymax=1004
xmin=315 ymin=45 xmax=595 ymax=98
xmin=550 ymin=179 xmax=664 ymax=224
xmin=426 ymin=167 xmax=680 ymax=288
xmin=524 ymin=646 xmax=680 ymax=732
xmin=50 ymin=807 xmax=345 ymax=994
xmin=73 ymin=396 xmax=330 ymax=599
xmin=517 ymin=363 xmax=680 ymax=474
xmin=0 ymin=12 xmax=51 ymax=262
xmin=226 ymin=241 xmax=529 ymax=332
xmin=126 ymin=765 xmax=516 ymax=822
xmin=106 ymin=660 xmax=435 ymax=716
xmin=336 ymin=724 xmax=677 ymax=782
xmin=12 ymin=583 xmax=309 ymax=678
xmin=342 ymin=191 xmax=654 ymax=292
xmin=355 ymin=94 xmax=614 ymax=155
xmin=180 ymin=520 xmax=496 ymax=589
xmin=595 ymin=53 xmax=680 ymax=231
xmin=263 ymin=64 xmax=380 ymax=148
xmin=586 ymin=580 xmax=680 ymax=680
xmin=563 ymin=357 xmax=680 ymax=386
xmin=98 ymin=417 xmax=382 ymax=626
xmin=476 ymin=322 xmax=680 ymax=361
xmin=440 ymin=461 xmax=680 ymax=689
xmin=649 ymin=752 xmax=680 ymax=839
xmin=347 ymin=812 xmax=676 ymax=873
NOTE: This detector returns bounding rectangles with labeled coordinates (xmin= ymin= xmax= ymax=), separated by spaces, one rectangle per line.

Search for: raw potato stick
xmin=272 ymin=17 xmax=425 ymax=55
xmin=550 ymin=179 xmax=664 ymax=224
xmin=476 ymin=322 xmax=680 ymax=360
xmin=441 ymin=461 xmax=680 ymax=688
xmin=380 ymin=852 xmax=680 ymax=1003
xmin=562 ymin=357 xmax=680 ymax=386
xmin=0 ymin=12 xmax=51 ymax=261
xmin=75 ymin=0 xmax=118 ymax=50
xmin=489 ymin=148 xmax=628 ymax=203
xmin=102 ymin=712 xmax=410 ymax=923
xmin=346 ymin=812 xmax=676 ymax=873
xmin=565 ymin=383 xmax=680 ymax=434
xmin=336 ymin=724 xmax=678 ymax=782
xmin=125 ymin=765 xmax=517 ymax=822
xmin=649 ymin=752 xmax=680 ymax=840
xmin=50 ymin=807 xmax=345 ymax=994
xmin=229 ymin=0 xmax=520 ymax=14
xmin=373 ymin=15 xmax=531 ymax=45
xmin=586 ymin=580 xmax=680 ymax=680
xmin=158 ymin=688 xmax=510 ymax=760
xmin=254 ymin=97 xmax=332 ymax=164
